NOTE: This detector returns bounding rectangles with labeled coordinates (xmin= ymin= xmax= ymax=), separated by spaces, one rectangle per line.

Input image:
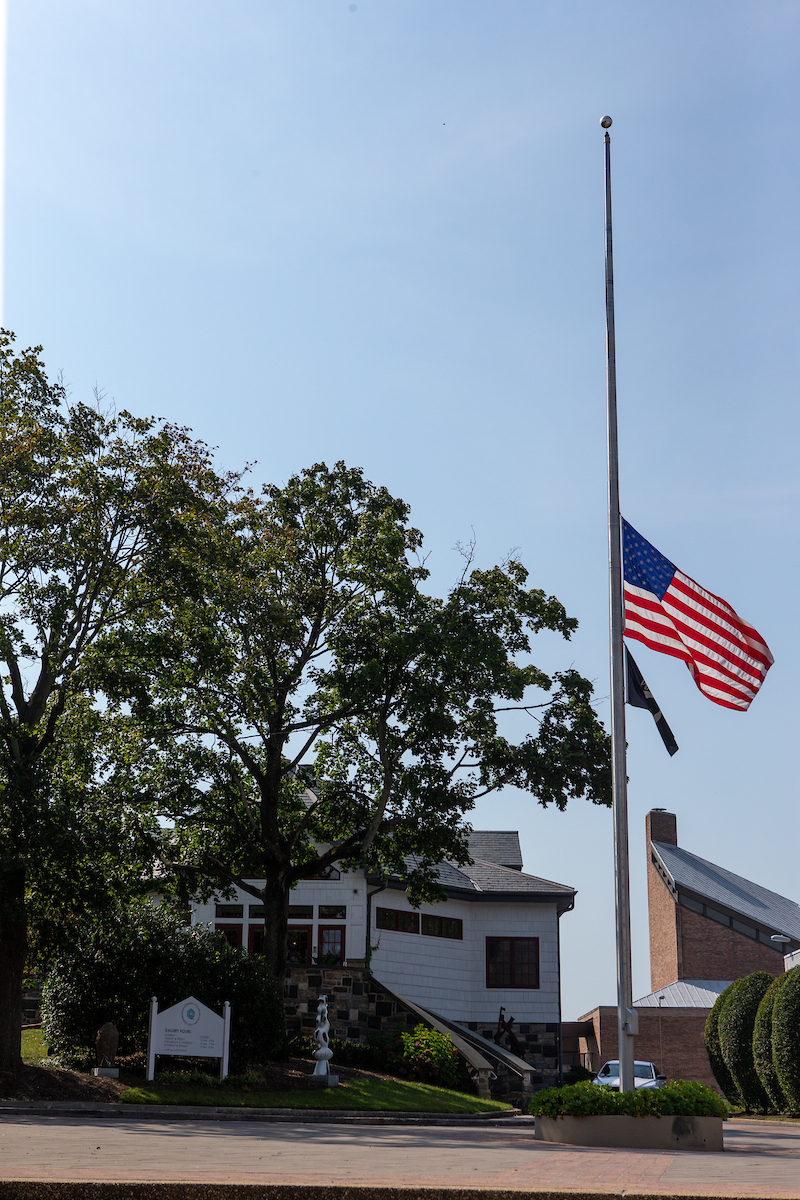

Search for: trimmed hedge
xmin=529 ymin=1079 xmax=727 ymax=1119
xmin=752 ymin=974 xmax=790 ymax=1112
xmin=718 ymin=972 xmax=773 ymax=1112
xmin=772 ymin=966 xmax=800 ymax=1113
xmin=42 ymin=899 xmax=286 ymax=1071
xmin=705 ymin=983 xmax=739 ymax=1103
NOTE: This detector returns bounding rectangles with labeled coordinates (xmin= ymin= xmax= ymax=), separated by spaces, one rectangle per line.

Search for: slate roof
xmin=634 ymin=980 xmax=732 ymax=1009
xmin=467 ymin=831 xmax=523 ymax=871
xmin=652 ymin=841 xmax=800 ymax=940
xmin=397 ymin=853 xmax=575 ymax=903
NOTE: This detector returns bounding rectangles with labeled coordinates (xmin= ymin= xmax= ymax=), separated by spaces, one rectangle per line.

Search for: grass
xmin=21 ymin=1028 xmax=48 ymax=1065
xmin=121 ymin=1075 xmax=512 ymax=1113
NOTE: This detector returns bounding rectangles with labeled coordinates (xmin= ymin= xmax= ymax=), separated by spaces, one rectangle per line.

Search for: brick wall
xmin=678 ymin=904 xmax=783 ymax=980
xmin=578 ymin=1004 xmax=719 ymax=1092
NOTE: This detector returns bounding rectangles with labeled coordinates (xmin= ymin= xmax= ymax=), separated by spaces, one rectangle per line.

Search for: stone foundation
xmin=283 ymin=966 xmax=417 ymax=1042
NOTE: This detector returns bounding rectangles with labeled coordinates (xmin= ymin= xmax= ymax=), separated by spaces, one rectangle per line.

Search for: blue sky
xmin=7 ymin=0 xmax=799 ymax=1019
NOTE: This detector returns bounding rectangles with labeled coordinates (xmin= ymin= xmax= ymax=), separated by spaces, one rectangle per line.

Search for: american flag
xmin=622 ymin=519 xmax=773 ymax=711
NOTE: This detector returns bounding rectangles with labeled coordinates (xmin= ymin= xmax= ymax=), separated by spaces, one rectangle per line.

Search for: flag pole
xmin=602 ymin=115 xmax=636 ymax=1095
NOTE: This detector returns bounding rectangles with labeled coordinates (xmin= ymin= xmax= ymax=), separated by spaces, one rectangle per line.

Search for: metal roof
xmin=634 ymin=980 xmax=732 ymax=1008
xmin=652 ymin=840 xmax=800 ymax=940
xmin=467 ymin=831 xmax=523 ymax=870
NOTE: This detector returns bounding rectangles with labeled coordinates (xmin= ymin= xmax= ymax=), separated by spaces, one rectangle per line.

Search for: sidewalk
xmin=0 ymin=1116 xmax=799 ymax=1198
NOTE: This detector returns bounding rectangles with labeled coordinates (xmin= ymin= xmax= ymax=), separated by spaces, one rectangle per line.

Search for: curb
xmin=0 ymin=1102 xmax=523 ymax=1125
xmin=0 ymin=1186 xmax=791 ymax=1200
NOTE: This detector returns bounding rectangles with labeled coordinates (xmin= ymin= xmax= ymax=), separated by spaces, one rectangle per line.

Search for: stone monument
xmin=92 ymin=1022 xmax=120 ymax=1078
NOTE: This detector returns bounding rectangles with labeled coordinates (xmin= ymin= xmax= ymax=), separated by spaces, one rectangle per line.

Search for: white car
xmin=592 ymin=1060 xmax=667 ymax=1090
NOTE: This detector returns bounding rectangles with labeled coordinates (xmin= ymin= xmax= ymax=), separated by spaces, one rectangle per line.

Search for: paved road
xmin=1 ymin=1116 xmax=799 ymax=1196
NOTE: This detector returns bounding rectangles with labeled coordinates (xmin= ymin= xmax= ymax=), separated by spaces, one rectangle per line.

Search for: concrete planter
xmin=535 ymin=1113 xmax=723 ymax=1151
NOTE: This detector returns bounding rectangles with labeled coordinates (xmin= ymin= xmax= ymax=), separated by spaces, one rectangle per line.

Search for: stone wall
xmin=456 ymin=1020 xmax=560 ymax=1097
xmin=284 ymin=965 xmax=417 ymax=1042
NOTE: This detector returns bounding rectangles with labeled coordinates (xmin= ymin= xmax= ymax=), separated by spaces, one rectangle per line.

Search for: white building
xmin=191 ymin=830 xmax=576 ymax=1026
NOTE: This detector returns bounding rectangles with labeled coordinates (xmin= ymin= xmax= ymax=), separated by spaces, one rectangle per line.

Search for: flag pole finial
xmin=600 ymin=115 xmax=613 ymax=128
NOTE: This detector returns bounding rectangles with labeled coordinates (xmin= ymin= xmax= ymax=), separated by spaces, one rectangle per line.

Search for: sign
xmin=146 ymin=995 xmax=231 ymax=1081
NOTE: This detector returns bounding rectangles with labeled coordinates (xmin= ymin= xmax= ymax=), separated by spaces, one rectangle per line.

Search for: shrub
xmin=705 ymin=984 xmax=739 ymax=1103
xmin=772 ymin=966 xmax=800 ymax=1113
xmin=41 ymin=899 xmax=286 ymax=1071
xmin=529 ymin=1079 xmax=727 ymax=1119
xmin=718 ymin=973 xmax=773 ymax=1112
xmin=394 ymin=1025 xmax=459 ymax=1089
xmin=752 ymin=974 xmax=790 ymax=1112
xmin=563 ymin=1064 xmax=595 ymax=1086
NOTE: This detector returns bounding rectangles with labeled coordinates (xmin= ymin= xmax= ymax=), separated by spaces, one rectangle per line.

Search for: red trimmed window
xmin=318 ymin=926 xmax=346 ymax=965
xmin=421 ymin=914 xmax=463 ymax=940
xmin=376 ymin=907 xmax=419 ymax=934
xmin=485 ymin=937 xmax=539 ymax=988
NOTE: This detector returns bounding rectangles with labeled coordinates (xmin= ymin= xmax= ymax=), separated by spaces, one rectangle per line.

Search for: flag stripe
xmin=621 ymin=520 xmax=772 ymax=711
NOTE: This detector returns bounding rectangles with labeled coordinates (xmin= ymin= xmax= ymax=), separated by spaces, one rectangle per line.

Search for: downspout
xmin=557 ymin=897 xmax=574 ymax=1086
xmin=364 ymin=877 xmax=387 ymax=972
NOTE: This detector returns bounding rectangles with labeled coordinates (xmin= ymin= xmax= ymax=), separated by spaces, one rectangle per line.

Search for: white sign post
xmin=146 ymin=995 xmax=231 ymax=1082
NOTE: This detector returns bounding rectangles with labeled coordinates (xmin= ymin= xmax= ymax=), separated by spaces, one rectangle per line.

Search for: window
xmin=249 ymin=905 xmax=265 ymax=918
xmin=288 ymin=905 xmax=313 ymax=919
xmin=215 ymin=904 xmax=243 ymax=919
xmin=248 ymin=925 xmax=265 ymax=955
xmin=317 ymin=926 xmax=346 ymax=965
xmin=376 ymin=907 xmax=419 ymax=934
xmin=421 ymin=914 xmax=463 ymax=940
xmin=319 ymin=905 xmax=346 ymax=919
xmin=706 ymin=907 xmax=731 ymax=927
xmin=485 ymin=937 xmax=539 ymax=988
xmin=215 ymin=923 xmax=242 ymax=948
xmin=287 ymin=926 xmax=312 ymax=965
xmin=678 ymin=892 xmax=703 ymax=914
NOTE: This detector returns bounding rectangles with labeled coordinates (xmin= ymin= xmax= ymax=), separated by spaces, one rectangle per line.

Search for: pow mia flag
xmin=625 ymin=647 xmax=679 ymax=757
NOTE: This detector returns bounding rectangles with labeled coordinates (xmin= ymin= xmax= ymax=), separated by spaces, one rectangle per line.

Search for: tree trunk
xmin=261 ymin=872 xmax=289 ymax=985
xmin=0 ymin=866 xmax=27 ymax=1071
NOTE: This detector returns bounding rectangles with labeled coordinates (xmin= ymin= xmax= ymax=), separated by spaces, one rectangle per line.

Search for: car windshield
xmin=600 ymin=1062 xmax=654 ymax=1079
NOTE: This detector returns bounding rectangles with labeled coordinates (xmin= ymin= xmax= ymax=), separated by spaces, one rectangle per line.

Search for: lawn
xmin=21 ymin=1028 xmax=48 ymax=1065
xmin=121 ymin=1075 xmax=512 ymax=1113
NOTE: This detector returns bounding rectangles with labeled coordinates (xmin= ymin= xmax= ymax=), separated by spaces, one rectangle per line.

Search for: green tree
xmin=110 ymin=462 xmax=611 ymax=982
xmin=0 ymin=332 xmax=227 ymax=1069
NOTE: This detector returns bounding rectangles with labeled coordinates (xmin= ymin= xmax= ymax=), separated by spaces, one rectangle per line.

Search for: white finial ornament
xmin=600 ymin=116 xmax=613 ymax=128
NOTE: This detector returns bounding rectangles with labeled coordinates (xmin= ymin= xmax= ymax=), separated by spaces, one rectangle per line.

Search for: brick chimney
xmin=646 ymin=808 xmax=677 ymax=847
xmin=646 ymin=809 xmax=680 ymax=990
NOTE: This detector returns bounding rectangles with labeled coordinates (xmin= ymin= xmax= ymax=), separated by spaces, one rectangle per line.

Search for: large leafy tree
xmin=0 ymin=332 xmax=228 ymax=1069
xmin=110 ymin=462 xmax=611 ymax=981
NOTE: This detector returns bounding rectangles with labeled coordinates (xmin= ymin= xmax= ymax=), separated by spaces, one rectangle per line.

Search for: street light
xmin=771 ymin=933 xmax=791 ymax=955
